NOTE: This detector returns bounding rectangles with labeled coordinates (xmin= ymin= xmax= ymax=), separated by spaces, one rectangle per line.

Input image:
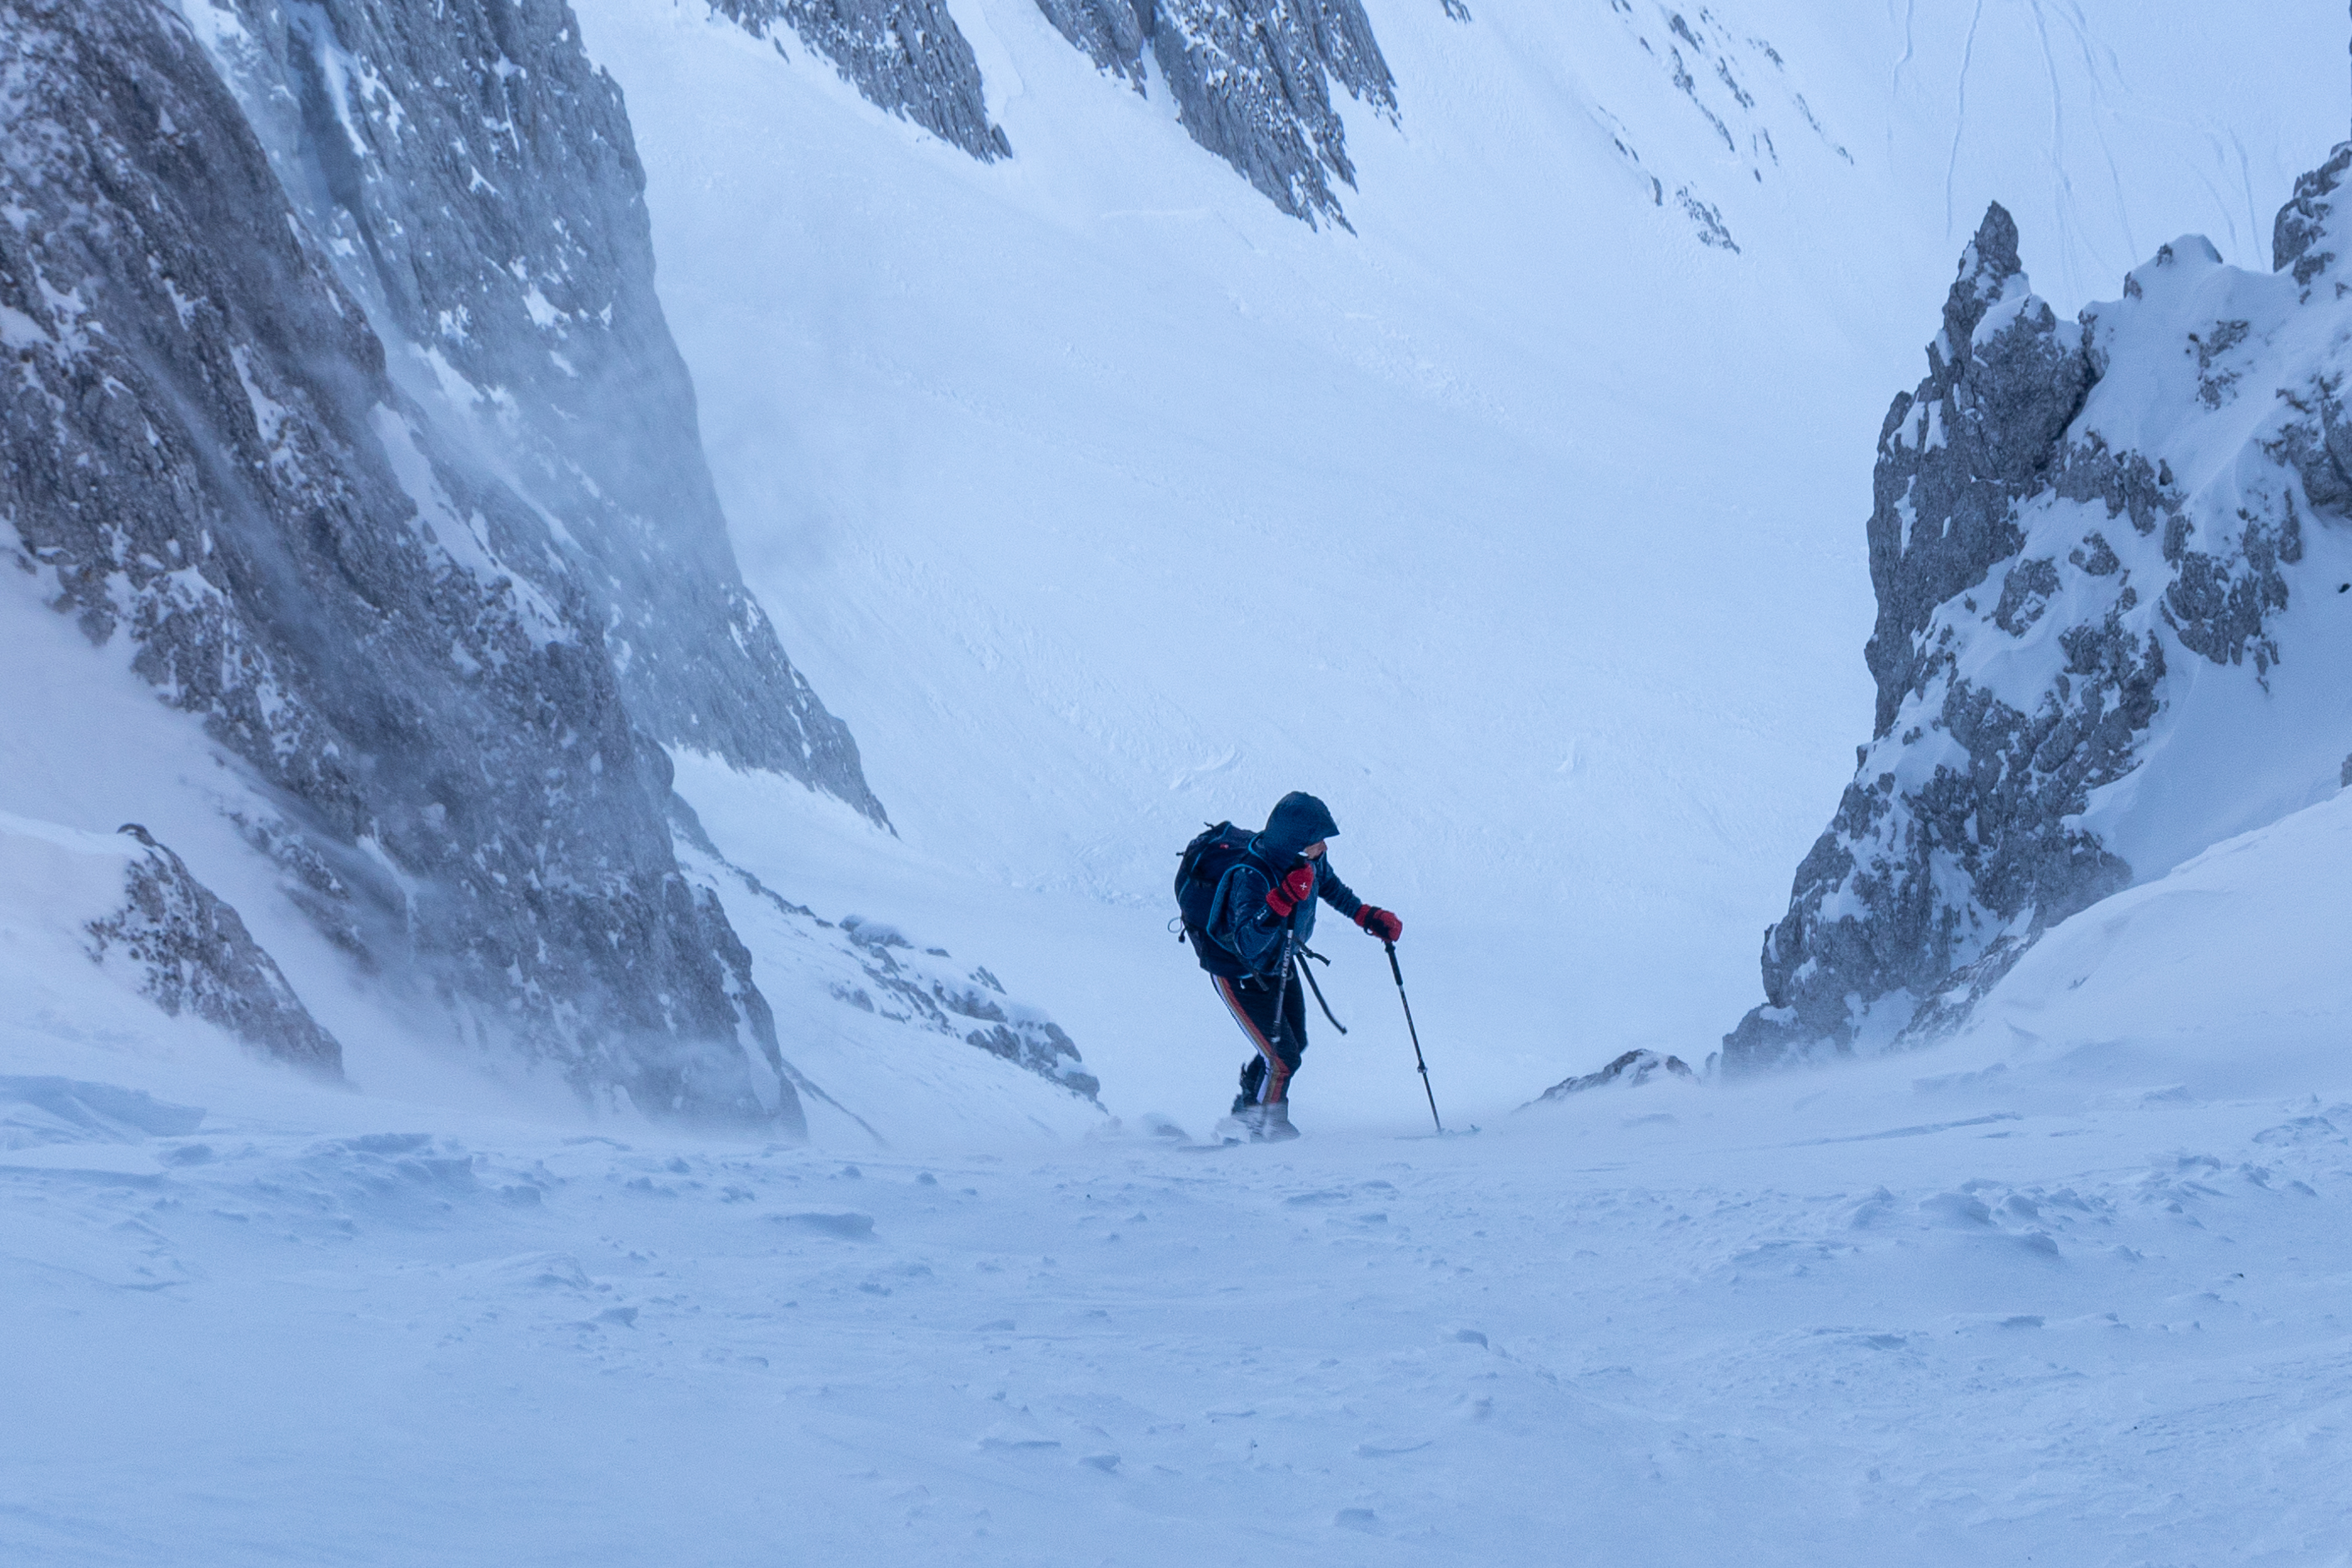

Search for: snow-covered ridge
xmin=1729 ymin=144 xmax=2352 ymax=1070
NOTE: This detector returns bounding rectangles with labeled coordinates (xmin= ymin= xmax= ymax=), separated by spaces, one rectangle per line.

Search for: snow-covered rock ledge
xmin=0 ymin=815 xmax=341 ymax=1076
xmin=1728 ymin=143 xmax=2352 ymax=1071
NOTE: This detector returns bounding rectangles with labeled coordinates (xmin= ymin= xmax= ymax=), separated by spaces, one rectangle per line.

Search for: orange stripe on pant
xmin=1215 ymin=975 xmax=1295 ymax=1105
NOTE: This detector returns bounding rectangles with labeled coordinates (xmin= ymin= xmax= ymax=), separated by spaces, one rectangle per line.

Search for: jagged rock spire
xmin=2276 ymin=142 xmax=2352 ymax=283
xmin=1861 ymin=204 xmax=2093 ymax=737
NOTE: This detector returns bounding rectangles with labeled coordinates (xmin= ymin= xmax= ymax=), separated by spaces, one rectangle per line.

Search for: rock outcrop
xmin=667 ymin=802 xmax=1101 ymax=1105
xmin=90 ymin=827 xmax=343 ymax=1076
xmin=1036 ymin=0 xmax=1397 ymax=229
xmin=708 ymin=0 xmax=1011 ymax=161
xmin=1525 ymin=1050 xmax=1695 ymax=1106
xmin=707 ymin=0 xmax=1400 ymax=228
xmin=1726 ymin=158 xmax=2352 ymax=1071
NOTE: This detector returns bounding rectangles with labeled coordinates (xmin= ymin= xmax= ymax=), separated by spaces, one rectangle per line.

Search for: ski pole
xmin=1384 ymin=941 xmax=1444 ymax=1134
xmin=1268 ymin=913 xmax=1300 ymax=1059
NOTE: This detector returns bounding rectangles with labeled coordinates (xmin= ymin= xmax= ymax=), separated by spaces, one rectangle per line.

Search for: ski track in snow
xmin=1943 ymin=0 xmax=1986 ymax=247
xmin=5 ymin=1061 xmax=2350 ymax=1564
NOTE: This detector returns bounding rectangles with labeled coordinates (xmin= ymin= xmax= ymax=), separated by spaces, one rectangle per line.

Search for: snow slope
xmin=1960 ymin=784 xmax=2352 ymax=1099
xmin=7 ymin=793 xmax=2350 ymax=1561
xmin=12 ymin=719 xmax=2349 ymax=1565
xmin=572 ymin=0 xmax=2350 ymax=1115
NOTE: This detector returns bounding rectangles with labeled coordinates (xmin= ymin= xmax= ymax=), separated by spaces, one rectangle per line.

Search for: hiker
xmin=1178 ymin=791 xmax=1403 ymax=1141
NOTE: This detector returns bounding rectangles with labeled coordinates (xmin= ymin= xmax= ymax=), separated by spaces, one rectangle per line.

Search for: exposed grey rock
xmin=1025 ymin=0 xmax=1397 ymax=228
xmin=89 ymin=826 xmax=342 ymax=1076
xmin=1033 ymin=0 xmax=1149 ymax=89
xmin=1727 ymin=160 xmax=2352 ymax=1073
xmin=2160 ymin=502 xmax=2296 ymax=677
xmin=2274 ymin=142 xmax=2350 ymax=286
xmin=2191 ymin=319 xmax=2251 ymax=407
xmin=712 ymin=0 xmax=1011 ymax=159
xmin=667 ymin=794 xmax=1101 ymax=1102
xmin=1524 ymin=1049 xmax=1694 ymax=1106
xmin=1146 ymin=0 xmax=1397 ymax=230
xmin=1597 ymin=1 xmax=1846 ymax=248
xmin=1990 ymin=556 xmax=2060 ymax=635
xmin=1723 ymin=214 xmax=2131 ymax=1070
xmin=839 ymin=916 xmax=1099 ymax=1098
xmin=721 ymin=0 xmax=1402 ymax=228
xmin=2265 ymin=372 xmax=2352 ymax=514
xmin=0 ymin=0 xmax=801 ymax=1129
xmin=192 ymin=0 xmax=884 ymax=821
xmin=1677 ymin=187 xmax=1738 ymax=252
xmin=1860 ymin=205 xmax=2095 ymax=739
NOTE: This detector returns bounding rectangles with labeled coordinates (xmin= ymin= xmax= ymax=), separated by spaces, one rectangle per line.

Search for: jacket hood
xmin=1258 ymin=791 xmax=1339 ymax=861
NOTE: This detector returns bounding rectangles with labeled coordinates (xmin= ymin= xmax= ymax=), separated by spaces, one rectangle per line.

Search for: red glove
xmin=1265 ymin=866 xmax=1316 ymax=919
xmin=1356 ymin=906 xmax=1402 ymax=942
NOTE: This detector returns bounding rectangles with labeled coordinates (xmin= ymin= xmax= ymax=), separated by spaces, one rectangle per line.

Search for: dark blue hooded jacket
xmin=1200 ymin=791 xmax=1363 ymax=978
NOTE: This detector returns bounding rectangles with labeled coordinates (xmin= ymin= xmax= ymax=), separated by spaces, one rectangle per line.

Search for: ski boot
xmin=1257 ymin=1100 xmax=1301 ymax=1141
xmin=1213 ymin=1101 xmax=1266 ymax=1143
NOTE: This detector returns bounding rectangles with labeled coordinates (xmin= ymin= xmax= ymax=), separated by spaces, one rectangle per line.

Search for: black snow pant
xmin=1215 ymin=969 xmax=1306 ymax=1106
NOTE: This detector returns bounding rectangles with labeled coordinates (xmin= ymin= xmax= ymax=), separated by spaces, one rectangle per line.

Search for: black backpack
xmin=1173 ymin=821 xmax=1271 ymax=956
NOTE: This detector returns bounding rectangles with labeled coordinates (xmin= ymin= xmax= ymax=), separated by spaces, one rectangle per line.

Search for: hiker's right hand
xmin=1265 ymin=866 xmax=1316 ymax=919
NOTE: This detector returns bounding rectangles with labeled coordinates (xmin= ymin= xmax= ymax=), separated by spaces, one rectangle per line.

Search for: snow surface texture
xmin=1730 ymin=147 xmax=2352 ymax=1068
xmin=5 ymin=782 xmax=2350 ymax=1561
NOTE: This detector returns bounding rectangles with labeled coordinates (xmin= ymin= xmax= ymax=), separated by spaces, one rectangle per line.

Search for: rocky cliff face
xmin=708 ymin=0 xmax=1400 ymax=229
xmin=710 ymin=0 xmax=1011 ymax=161
xmin=2 ymin=0 xmax=1096 ymax=1123
xmin=1036 ymin=0 xmax=1396 ymax=228
xmin=188 ymin=0 xmax=884 ymax=815
xmin=1 ymin=0 xmax=809 ymax=1125
xmin=1727 ymin=154 xmax=2352 ymax=1071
